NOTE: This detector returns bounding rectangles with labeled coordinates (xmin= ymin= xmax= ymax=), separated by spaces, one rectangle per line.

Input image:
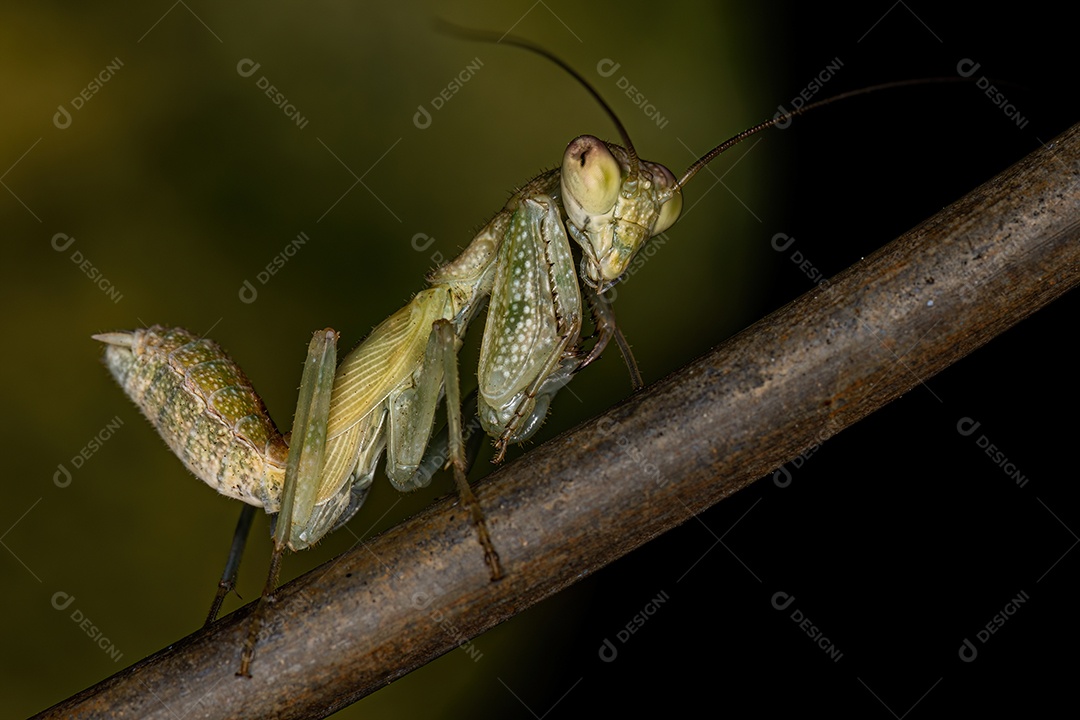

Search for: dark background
xmin=4 ymin=1 xmax=1076 ymax=717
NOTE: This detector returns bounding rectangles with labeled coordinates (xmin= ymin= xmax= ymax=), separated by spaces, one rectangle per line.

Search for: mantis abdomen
xmin=95 ymin=326 xmax=287 ymax=512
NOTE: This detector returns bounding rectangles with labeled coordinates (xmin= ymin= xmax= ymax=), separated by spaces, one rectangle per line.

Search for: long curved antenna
xmin=436 ymin=19 xmax=641 ymax=176
xmin=679 ymin=78 xmax=966 ymax=187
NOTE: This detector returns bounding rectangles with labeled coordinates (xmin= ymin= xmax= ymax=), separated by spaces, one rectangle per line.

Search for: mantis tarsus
xmin=93 ymin=28 xmax=934 ymax=676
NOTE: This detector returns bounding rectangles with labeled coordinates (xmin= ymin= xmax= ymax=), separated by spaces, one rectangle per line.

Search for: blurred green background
xmin=4 ymin=1 xmax=1076 ymax=717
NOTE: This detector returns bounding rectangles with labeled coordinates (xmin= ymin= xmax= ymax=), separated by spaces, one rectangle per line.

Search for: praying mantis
xmin=91 ymin=27 xmax=940 ymax=676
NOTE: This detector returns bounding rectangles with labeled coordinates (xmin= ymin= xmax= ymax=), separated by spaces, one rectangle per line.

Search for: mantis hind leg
xmin=204 ymin=503 xmax=257 ymax=626
xmin=239 ymin=328 xmax=338 ymax=677
xmin=435 ymin=319 xmax=504 ymax=581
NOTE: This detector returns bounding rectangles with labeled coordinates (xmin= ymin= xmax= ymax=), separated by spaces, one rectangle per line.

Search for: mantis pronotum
xmin=92 ymin=28 xmax=942 ymax=676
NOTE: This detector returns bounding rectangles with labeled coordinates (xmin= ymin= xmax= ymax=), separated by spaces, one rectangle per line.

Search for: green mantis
xmin=94 ymin=132 xmax=675 ymax=672
xmin=92 ymin=29 xmax=900 ymax=675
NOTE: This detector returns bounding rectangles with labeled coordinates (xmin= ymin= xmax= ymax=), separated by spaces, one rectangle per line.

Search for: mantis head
xmin=560 ymin=135 xmax=682 ymax=290
xmin=447 ymin=24 xmax=939 ymax=293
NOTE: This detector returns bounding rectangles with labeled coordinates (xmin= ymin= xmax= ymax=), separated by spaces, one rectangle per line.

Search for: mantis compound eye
xmin=652 ymin=185 xmax=683 ymax=236
xmin=561 ymin=135 xmax=621 ymax=230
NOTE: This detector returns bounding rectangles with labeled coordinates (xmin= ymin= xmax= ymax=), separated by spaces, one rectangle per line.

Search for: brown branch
xmin=34 ymin=123 xmax=1080 ymax=720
